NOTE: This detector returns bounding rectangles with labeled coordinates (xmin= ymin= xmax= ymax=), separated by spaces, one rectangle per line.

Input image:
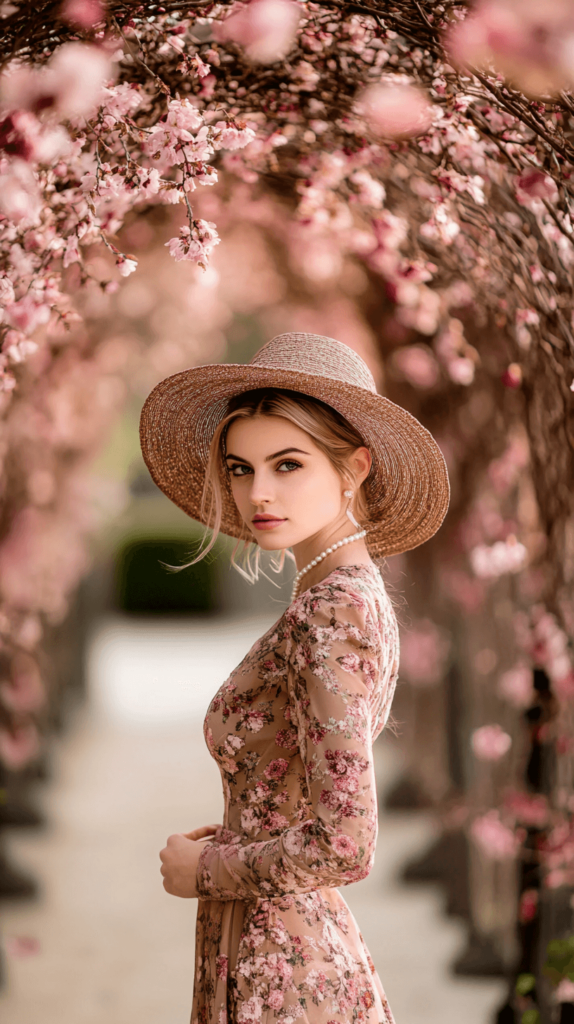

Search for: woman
xmin=139 ymin=332 xmax=449 ymax=1024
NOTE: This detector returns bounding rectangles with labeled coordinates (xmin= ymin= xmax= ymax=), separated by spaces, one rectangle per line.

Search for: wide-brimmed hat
xmin=139 ymin=332 xmax=450 ymax=558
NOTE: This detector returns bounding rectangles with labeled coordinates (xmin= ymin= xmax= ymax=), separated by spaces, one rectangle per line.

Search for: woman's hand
xmin=160 ymin=824 xmax=220 ymax=898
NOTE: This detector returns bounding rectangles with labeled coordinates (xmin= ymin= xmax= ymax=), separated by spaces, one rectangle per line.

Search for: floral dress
xmin=193 ymin=563 xmax=400 ymax=1024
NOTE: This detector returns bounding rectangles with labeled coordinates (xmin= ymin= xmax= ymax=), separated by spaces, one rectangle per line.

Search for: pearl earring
xmin=343 ymin=489 xmax=360 ymax=528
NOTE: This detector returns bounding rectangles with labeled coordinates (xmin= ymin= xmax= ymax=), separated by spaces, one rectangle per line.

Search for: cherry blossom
xmin=213 ymin=121 xmax=257 ymax=152
xmin=518 ymin=889 xmax=539 ymax=924
xmin=356 ymin=80 xmax=434 ymax=139
xmin=501 ymin=362 xmax=523 ymax=389
xmin=433 ymin=318 xmax=478 ymax=385
xmin=0 ymin=42 xmax=112 ymax=120
xmin=399 ymin=619 xmax=451 ymax=687
xmin=516 ymin=170 xmax=559 ymax=204
xmin=470 ymin=537 xmax=527 ymax=579
xmin=447 ymin=0 xmax=574 ymax=97
xmin=539 ymin=820 xmax=574 ymax=887
xmin=504 ymin=791 xmax=549 ymax=828
xmin=219 ymin=0 xmax=301 ymax=64
xmin=116 ymin=256 xmax=138 ymax=277
xmin=165 ymin=221 xmax=220 ymax=268
xmin=61 ymin=0 xmax=105 ymax=30
xmin=487 ymin=435 xmax=529 ymax=495
xmin=470 ymin=810 xmax=524 ymax=861
xmin=556 ymin=980 xmax=574 ymax=1003
xmin=498 ymin=664 xmax=535 ymax=708
xmin=471 ymin=723 xmax=512 ymax=761
xmin=0 ymin=159 xmax=42 ymax=222
xmin=390 ymin=344 xmax=440 ymax=389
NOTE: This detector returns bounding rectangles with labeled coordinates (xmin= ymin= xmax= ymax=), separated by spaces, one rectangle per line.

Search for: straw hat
xmin=139 ymin=332 xmax=450 ymax=558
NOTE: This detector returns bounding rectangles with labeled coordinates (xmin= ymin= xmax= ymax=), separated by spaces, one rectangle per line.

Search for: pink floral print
xmin=191 ymin=564 xmax=399 ymax=1024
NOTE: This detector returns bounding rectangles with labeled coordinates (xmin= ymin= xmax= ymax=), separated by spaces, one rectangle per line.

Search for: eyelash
xmin=228 ymin=459 xmax=302 ymax=478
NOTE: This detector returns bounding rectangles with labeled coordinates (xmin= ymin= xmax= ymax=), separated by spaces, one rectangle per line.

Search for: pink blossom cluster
xmin=398 ymin=618 xmax=451 ymax=688
xmin=539 ymin=819 xmax=574 ymax=888
xmin=497 ymin=663 xmax=536 ymax=708
xmin=470 ymin=809 xmax=525 ymax=861
xmin=487 ymin=434 xmax=530 ymax=495
xmin=518 ymin=888 xmax=538 ymax=924
xmin=211 ymin=8 xmax=571 ymax=345
xmin=218 ymin=0 xmax=301 ymax=64
xmin=0 ymin=3 xmax=570 ymax=400
xmin=0 ymin=337 xmax=130 ymax=767
xmin=1 ymin=2 xmax=570 ymax=396
xmin=503 ymin=790 xmax=550 ymax=828
xmin=471 ymin=723 xmax=512 ymax=761
xmin=470 ymin=536 xmax=527 ymax=579
xmin=529 ymin=608 xmax=574 ymax=701
xmin=0 ymin=38 xmax=255 ymax=392
xmin=447 ymin=0 xmax=574 ymax=98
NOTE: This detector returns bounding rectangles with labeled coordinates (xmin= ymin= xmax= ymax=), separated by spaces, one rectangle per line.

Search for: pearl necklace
xmin=291 ymin=529 xmax=367 ymax=602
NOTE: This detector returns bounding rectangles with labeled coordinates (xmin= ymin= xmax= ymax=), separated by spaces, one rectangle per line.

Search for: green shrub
xmin=115 ymin=537 xmax=219 ymax=613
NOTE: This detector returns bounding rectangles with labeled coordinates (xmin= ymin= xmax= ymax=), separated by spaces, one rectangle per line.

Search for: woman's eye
xmin=277 ymin=460 xmax=302 ymax=473
xmin=229 ymin=463 xmax=252 ymax=477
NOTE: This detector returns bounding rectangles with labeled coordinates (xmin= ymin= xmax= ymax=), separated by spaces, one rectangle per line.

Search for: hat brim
xmin=139 ymin=362 xmax=450 ymax=559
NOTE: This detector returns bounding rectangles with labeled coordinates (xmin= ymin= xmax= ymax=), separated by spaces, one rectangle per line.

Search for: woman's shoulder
xmin=300 ymin=562 xmax=389 ymax=607
xmin=284 ymin=563 xmax=394 ymax=639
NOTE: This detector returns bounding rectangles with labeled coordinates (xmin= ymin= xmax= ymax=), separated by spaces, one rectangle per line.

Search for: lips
xmin=252 ymin=515 xmax=286 ymax=531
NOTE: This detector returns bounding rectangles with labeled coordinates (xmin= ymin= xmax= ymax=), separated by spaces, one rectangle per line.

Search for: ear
xmin=349 ymin=446 xmax=372 ymax=488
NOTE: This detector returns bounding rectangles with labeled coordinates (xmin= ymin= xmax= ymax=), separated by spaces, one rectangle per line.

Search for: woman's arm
xmin=196 ymin=590 xmax=383 ymax=901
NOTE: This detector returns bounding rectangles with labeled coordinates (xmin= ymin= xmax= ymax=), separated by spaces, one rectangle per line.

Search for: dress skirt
xmin=192 ymin=888 xmax=396 ymax=1024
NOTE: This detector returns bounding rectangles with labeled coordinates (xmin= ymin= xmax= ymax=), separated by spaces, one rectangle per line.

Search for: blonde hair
xmin=183 ymin=387 xmax=372 ymax=581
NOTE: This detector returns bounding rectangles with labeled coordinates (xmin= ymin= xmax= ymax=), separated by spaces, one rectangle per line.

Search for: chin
xmin=247 ymin=523 xmax=301 ymax=551
xmin=255 ymin=526 xmax=316 ymax=552
xmin=253 ymin=533 xmax=290 ymax=551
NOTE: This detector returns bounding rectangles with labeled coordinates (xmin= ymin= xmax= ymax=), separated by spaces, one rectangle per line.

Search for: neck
xmin=291 ymin=521 xmax=372 ymax=594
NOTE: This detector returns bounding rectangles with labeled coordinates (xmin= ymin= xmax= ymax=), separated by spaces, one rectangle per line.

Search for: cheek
xmin=229 ymin=479 xmax=250 ymax=514
xmin=283 ymin=469 xmax=341 ymax=516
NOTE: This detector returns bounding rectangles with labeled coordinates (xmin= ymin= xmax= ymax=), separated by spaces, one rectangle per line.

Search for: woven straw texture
xmin=139 ymin=333 xmax=450 ymax=558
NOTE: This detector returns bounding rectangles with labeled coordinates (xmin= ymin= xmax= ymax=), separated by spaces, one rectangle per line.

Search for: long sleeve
xmin=196 ymin=588 xmax=385 ymax=901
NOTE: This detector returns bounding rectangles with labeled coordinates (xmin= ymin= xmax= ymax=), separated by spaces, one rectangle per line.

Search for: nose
xmin=249 ymin=469 xmax=275 ymax=507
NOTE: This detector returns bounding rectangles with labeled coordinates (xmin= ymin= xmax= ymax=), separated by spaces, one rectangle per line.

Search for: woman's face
xmin=224 ymin=414 xmax=367 ymax=552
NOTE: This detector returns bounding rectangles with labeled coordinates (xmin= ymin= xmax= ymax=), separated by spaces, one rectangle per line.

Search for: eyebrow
xmin=225 ymin=447 xmax=310 ymax=464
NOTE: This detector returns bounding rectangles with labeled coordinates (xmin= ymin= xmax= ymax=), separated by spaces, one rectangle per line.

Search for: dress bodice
xmin=198 ymin=563 xmax=400 ymax=897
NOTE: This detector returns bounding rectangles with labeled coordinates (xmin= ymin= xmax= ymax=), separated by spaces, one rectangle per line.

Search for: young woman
xmin=139 ymin=332 xmax=449 ymax=1024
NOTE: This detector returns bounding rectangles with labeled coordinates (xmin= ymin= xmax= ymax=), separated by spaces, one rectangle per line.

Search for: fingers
xmin=159 ymin=825 xmax=220 ymax=895
xmin=185 ymin=824 xmax=219 ymax=840
xmin=182 ymin=824 xmax=220 ymax=841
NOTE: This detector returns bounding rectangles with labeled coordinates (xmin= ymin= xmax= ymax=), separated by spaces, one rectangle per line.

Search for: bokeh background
xmin=0 ymin=3 xmax=574 ymax=1024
